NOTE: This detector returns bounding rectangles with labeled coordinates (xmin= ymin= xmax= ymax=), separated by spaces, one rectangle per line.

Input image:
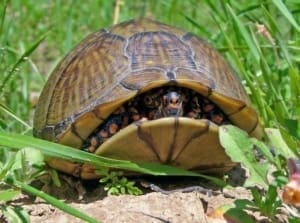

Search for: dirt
xmin=24 ymin=179 xmax=245 ymax=223
xmin=2 ymin=170 xmax=296 ymax=223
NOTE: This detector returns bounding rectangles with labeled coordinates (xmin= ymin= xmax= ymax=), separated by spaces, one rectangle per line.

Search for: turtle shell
xmin=34 ymin=19 xmax=263 ymax=179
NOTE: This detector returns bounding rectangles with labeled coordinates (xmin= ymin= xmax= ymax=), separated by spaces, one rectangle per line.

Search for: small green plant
xmin=220 ymin=125 xmax=300 ymax=222
xmin=224 ymin=184 xmax=300 ymax=222
xmin=0 ymin=147 xmax=44 ymax=222
xmin=249 ymin=185 xmax=282 ymax=220
xmin=98 ymin=169 xmax=143 ymax=195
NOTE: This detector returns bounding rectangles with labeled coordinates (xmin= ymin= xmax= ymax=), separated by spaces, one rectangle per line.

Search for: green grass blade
xmin=289 ymin=68 xmax=300 ymax=116
xmin=63 ymin=0 xmax=75 ymax=53
xmin=271 ymin=0 xmax=300 ymax=32
xmin=261 ymin=6 xmax=294 ymax=67
xmin=0 ymin=133 xmax=205 ymax=177
xmin=249 ymin=27 xmax=289 ymax=119
xmin=0 ymin=103 xmax=31 ymax=129
xmin=210 ymin=12 xmax=268 ymax=123
xmin=0 ymin=0 xmax=8 ymax=36
xmin=182 ymin=14 xmax=210 ymax=36
xmin=226 ymin=4 xmax=260 ymax=63
xmin=11 ymin=179 xmax=100 ymax=223
xmin=0 ymin=33 xmax=47 ymax=94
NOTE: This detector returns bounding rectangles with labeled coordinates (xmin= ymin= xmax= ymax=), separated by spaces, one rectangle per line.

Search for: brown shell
xmin=33 ymin=19 xmax=262 ymax=178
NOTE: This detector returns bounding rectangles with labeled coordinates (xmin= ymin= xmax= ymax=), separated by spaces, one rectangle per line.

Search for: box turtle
xmin=33 ymin=19 xmax=263 ymax=179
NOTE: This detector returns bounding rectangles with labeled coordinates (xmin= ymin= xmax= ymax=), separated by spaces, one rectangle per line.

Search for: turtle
xmin=33 ymin=19 xmax=263 ymax=179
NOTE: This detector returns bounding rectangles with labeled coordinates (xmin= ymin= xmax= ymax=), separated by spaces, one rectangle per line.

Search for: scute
xmin=183 ymin=33 xmax=249 ymax=102
xmin=126 ymin=31 xmax=196 ymax=71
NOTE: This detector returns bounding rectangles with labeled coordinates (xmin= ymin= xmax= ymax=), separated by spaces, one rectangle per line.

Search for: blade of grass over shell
xmin=0 ymin=33 xmax=47 ymax=95
xmin=0 ymin=133 xmax=222 ymax=182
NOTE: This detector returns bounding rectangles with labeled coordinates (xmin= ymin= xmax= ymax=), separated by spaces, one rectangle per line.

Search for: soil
xmin=3 ymin=168 xmax=296 ymax=223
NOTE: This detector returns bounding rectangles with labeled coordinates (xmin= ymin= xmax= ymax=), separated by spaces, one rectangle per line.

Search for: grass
xmin=0 ymin=0 xmax=299 ymax=222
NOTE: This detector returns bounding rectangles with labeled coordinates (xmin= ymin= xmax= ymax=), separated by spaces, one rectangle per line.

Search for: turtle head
xmin=159 ymin=91 xmax=183 ymax=117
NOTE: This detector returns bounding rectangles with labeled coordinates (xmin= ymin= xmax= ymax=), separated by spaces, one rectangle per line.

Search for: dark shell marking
xmin=83 ymin=86 xmax=230 ymax=152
